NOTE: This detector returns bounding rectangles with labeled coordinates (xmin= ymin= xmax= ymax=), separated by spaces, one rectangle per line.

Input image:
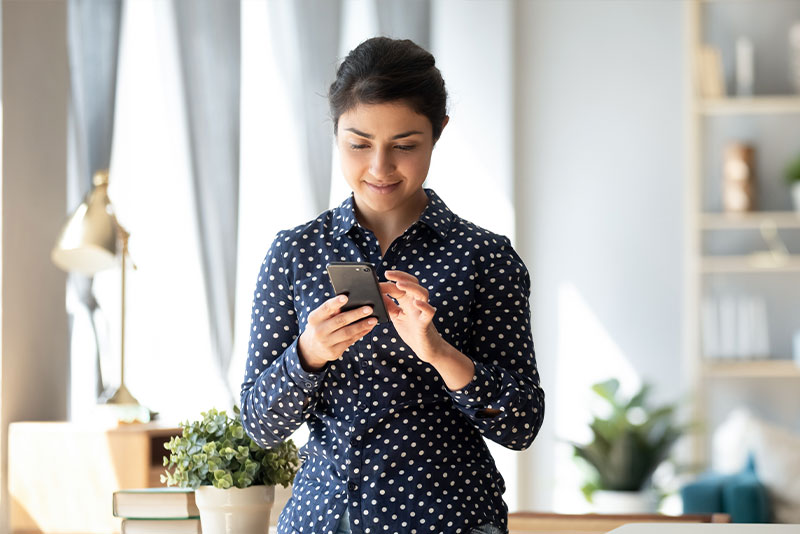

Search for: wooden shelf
xmin=701 ymin=254 xmax=800 ymax=273
xmin=704 ymin=359 xmax=800 ymax=378
xmin=701 ymin=211 xmax=800 ymax=229
xmin=698 ymin=96 xmax=800 ymax=115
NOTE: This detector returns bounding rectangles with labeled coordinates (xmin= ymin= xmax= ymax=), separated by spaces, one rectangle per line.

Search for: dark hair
xmin=328 ymin=37 xmax=448 ymax=143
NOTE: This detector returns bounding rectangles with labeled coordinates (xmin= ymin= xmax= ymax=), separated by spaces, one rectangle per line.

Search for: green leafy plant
xmin=786 ymin=153 xmax=800 ymax=186
xmin=572 ymin=379 xmax=688 ymax=502
xmin=161 ymin=406 xmax=300 ymax=490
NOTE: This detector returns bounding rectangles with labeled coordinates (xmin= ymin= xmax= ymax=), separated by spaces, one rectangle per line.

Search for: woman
xmin=240 ymin=37 xmax=544 ymax=534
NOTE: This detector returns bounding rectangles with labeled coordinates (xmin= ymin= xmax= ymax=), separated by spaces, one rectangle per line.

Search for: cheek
xmin=404 ymin=152 xmax=432 ymax=177
xmin=339 ymin=151 xmax=363 ymax=178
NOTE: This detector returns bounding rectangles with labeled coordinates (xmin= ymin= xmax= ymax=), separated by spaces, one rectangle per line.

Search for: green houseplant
xmin=785 ymin=153 xmax=800 ymax=212
xmin=162 ymin=406 xmax=300 ymax=534
xmin=572 ymin=379 xmax=687 ymax=512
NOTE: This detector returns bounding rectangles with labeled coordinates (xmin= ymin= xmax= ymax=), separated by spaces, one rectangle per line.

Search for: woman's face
xmin=336 ymin=101 xmax=447 ymax=222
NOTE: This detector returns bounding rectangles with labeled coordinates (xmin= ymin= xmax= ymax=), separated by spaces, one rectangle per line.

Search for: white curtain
xmin=102 ymin=0 xmax=231 ymax=421
xmin=173 ymin=0 xmax=242 ymax=409
xmin=376 ymin=0 xmax=430 ymax=49
xmin=65 ymin=0 xmax=123 ymax=420
xmin=266 ymin=0 xmax=342 ymax=216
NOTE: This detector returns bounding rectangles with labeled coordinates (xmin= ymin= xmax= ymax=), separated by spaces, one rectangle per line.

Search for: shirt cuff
xmin=446 ymin=360 xmax=498 ymax=410
xmin=285 ymin=337 xmax=328 ymax=393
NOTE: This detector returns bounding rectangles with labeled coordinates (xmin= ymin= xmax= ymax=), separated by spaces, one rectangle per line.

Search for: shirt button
xmin=348 ymin=481 xmax=358 ymax=492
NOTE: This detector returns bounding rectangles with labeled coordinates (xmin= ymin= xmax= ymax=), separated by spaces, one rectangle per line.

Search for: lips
xmin=366 ymin=182 xmax=400 ymax=194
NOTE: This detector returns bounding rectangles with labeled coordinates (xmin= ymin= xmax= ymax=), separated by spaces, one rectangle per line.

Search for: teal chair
xmin=681 ymin=455 xmax=770 ymax=523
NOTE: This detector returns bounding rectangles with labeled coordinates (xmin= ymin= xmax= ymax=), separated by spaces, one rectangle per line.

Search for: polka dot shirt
xmin=240 ymin=188 xmax=544 ymax=534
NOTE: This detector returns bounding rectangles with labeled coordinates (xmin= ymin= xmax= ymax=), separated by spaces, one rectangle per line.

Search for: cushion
xmin=749 ymin=416 xmax=800 ymax=523
xmin=711 ymin=407 xmax=755 ymax=474
xmin=720 ymin=458 xmax=770 ymax=523
xmin=681 ymin=458 xmax=770 ymax=523
xmin=681 ymin=473 xmax=724 ymax=514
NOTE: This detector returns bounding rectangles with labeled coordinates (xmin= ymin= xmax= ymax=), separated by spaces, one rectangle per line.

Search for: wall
xmin=0 ymin=0 xmax=720 ymax=520
xmin=430 ymin=0 xmax=520 ymax=509
xmin=514 ymin=0 xmax=687 ymax=510
xmin=1 ymin=1 xmax=70 ymax=532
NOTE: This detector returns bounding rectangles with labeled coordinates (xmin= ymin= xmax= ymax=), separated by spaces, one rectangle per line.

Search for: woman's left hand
xmin=379 ymin=270 xmax=443 ymax=363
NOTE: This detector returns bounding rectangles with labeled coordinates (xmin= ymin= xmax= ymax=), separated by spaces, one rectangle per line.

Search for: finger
xmin=321 ymin=305 xmax=374 ymax=336
xmin=330 ymin=317 xmax=377 ymax=348
xmin=378 ymin=281 xmax=396 ymax=293
xmin=310 ymin=294 xmax=348 ymax=325
xmin=319 ymin=305 xmax=375 ymax=334
xmin=383 ymin=284 xmax=423 ymax=316
xmin=382 ymin=294 xmax=403 ymax=319
xmin=394 ymin=279 xmax=429 ymax=302
xmin=382 ymin=282 xmax=405 ymax=300
xmin=414 ymin=299 xmax=437 ymax=320
xmin=385 ymin=270 xmax=419 ymax=285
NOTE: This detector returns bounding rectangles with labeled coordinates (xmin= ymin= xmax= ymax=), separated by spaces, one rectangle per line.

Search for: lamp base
xmin=102 ymin=382 xmax=140 ymax=405
xmin=97 ymin=384 xmax=152 ymax=424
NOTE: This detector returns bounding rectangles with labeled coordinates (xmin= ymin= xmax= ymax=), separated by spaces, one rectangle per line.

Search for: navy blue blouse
xmin=240 ymin=188 xmax=544 ymax=534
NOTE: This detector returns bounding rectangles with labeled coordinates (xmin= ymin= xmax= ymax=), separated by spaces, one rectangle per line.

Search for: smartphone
xmin=326 ymin=261 xmax=390 ymax=323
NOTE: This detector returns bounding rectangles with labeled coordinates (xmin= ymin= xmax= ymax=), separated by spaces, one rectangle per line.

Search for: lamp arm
xmin=112 ymin=217 xmax=137 ymax=270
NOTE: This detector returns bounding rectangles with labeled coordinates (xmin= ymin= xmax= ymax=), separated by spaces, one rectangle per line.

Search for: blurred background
xmin=2 ymin=0 xmax=800 ymax=532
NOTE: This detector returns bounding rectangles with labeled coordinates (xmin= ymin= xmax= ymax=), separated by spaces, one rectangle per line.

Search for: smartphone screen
xmin=326 ymin=262 xmax=390 ymax=323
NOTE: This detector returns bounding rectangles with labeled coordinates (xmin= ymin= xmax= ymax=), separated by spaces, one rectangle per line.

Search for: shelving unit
xmin=699 ymin=96 xmax=800 ymax=115
xmin=687 ymin=0 xmax=800 ymax=467
xmin=701 ymin=255 xmax=800 ymax=273
xmin=705 ymin=359 xmax=800 ymax=378
xmin=701 ymin=211 xmax=800 ymax=229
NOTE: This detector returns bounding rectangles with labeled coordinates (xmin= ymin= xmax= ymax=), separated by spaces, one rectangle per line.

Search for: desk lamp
xmin=52 ymin=169 xmax=149 ymax=423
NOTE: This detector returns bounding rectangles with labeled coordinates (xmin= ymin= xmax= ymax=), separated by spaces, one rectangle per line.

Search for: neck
xmin=354 ymin=188 xmax=429 ymax=241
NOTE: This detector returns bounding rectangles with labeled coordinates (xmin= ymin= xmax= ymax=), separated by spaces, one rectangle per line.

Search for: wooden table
xmin=9 ymin=421 xmax=181 ymax=534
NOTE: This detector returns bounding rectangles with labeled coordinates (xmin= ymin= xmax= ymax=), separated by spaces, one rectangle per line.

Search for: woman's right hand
xmin=297 ymin=294 xmax=377 ymax=372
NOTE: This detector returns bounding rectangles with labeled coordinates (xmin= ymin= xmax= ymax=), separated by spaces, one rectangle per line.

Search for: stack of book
xmin=112 ymin=488 xmax=201 ymax=534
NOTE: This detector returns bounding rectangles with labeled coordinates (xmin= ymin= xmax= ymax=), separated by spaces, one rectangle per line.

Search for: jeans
xmin=470 ymin=523 xmax=505 ymax=534
xmin=335 ymin=508 xmax=351 ymax=534
xmin=334 ymin=508 xmax=504 ymax=534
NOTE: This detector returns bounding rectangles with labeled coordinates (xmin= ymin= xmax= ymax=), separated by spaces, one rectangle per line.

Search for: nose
xmin=369 ymin=147 xmax=396 ymax=179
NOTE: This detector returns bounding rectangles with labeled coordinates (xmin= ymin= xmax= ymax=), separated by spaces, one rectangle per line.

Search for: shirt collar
xmin=331 ymin=188 xmax=454 ymax=240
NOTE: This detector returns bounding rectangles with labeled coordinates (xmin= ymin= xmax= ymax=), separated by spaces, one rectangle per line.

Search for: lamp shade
xmin=52 ymin=170 xmax=119 ymax=276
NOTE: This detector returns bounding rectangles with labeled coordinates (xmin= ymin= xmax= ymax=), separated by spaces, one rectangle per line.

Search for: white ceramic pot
xmin=195 ymin=485 xmax=275 ymax=534
xmin=592 ymin=489 xmax=658 ymax=514
xmin=792 ymin=182 xmax=800 ymax=212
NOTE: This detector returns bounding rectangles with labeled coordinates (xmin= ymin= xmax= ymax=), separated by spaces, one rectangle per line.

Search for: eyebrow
xmin=344 ymin=128 xmax=424 ymax=140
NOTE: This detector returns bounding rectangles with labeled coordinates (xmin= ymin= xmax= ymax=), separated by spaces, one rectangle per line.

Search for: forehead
xmin=339 ymin=102 xmax=431 ymax=136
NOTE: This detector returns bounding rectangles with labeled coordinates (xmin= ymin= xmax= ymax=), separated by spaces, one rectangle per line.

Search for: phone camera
xmin=364 ymin=267 xmax=370 ymax=272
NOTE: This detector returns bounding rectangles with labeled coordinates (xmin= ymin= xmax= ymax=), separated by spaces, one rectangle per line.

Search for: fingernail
xmin=367 ymin=318 xmax=377 ymax=325
xmin=338 ymin=295 xmax=347 ymax=302
xmin=362 ymin=306 xmax=372 ymax=314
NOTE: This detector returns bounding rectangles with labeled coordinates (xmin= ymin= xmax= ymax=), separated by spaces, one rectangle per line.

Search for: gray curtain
xmin=375 ymin=0 xmax=431 ymax=50
xmin=267 ymin=0 xmax=342 ymax=215
xmin=66 ymin=0 xmax=123 ymax=401
xmin=173 ymin=0 xmax=241 ymax=407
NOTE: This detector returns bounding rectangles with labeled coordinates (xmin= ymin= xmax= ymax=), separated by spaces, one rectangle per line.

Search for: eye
xmin=349 ymin=144 xmax=368 ymax=150
xmin=395 ymin=145 xmax=416 ymax=151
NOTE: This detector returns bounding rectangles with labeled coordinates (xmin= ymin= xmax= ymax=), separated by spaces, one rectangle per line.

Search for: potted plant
xmin=162 ymin=406 xmax=299 ymax=534
xmin=571 ymin=379 xmax=687 ymax=513
xmin=785 ymin=153 xmax=800 ymax=212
